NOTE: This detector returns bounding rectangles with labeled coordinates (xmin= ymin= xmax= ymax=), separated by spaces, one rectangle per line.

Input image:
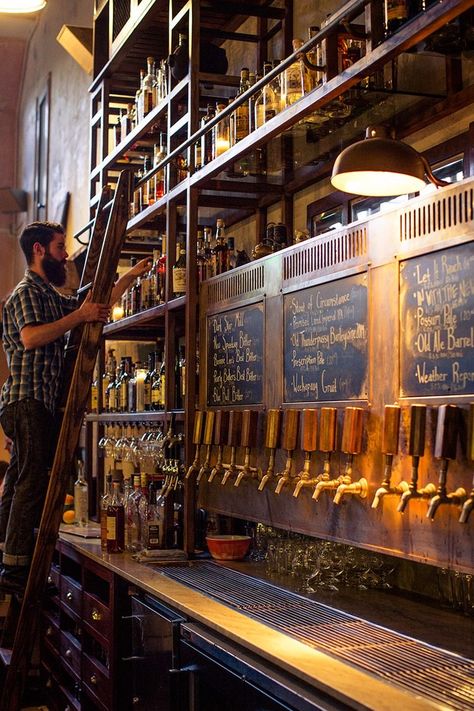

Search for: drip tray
xmin=156 ymin=561 xmax=474 ymax=711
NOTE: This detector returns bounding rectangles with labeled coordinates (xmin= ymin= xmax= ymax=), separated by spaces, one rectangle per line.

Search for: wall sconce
xmin=0 ymin=0 xmax=46 ymax=12
xmin=331 ymin=125 xmax=448 ymax=197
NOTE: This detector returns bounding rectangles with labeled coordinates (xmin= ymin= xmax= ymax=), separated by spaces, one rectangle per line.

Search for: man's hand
xmin=78 ymin=291 xmax=110 ymax=323
xmin=109 ymin=257 xmax=153 ymax=304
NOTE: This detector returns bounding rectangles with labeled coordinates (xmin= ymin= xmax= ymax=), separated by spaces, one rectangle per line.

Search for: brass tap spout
xmin=372 ymin=454 xmax=409 ymax=508
xmin=293 ymin=409 xmax=318 ymax=498
xmin=258 ymin=409 xmax=282 ymax=492
xmin=459 ymin=488 xmax=474 ymax=524
xmin=310 ymin=406 xmax=338 ymax=499
xmin=222 ymin=410 xmax=242 ymax=486
xmin=333 ymin=477 xmax=368 ymax=505
xmin=319 ymin=407 xmax=364 ymax=504
xmin=221 ymin=448 xmax=237 ymax=486
xmin=426 ymin=405 xmax=465 ymax=520
xmin=197 ymin=444 xmax=212 ymax=484
xmin=397 ymin=405 xmax=432 ymax=513
xmin=372 ymin=405 xmax=408 ymax=508
xmin=313 ymin=474 xmax=349 ymax=501
xmin=398 ymin=458 xmax=436 ymax=512
xmin=234 ymin=447 xmax=251 ymax=487
xmin=208 ymin=446 xmax=224 ymax=483
xmin=235 ymin=410 xmax=260 ymax=487
xmin=274 ymin=410 xmax=299 ymax=495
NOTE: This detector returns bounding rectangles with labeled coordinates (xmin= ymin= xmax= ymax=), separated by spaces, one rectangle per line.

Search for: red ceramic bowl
xmin=206 ymin=535 xmax=251 ymax=561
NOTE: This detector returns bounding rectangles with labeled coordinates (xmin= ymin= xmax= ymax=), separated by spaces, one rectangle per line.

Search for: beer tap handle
xmin=235 ymin=410 xmax=259 ymax=486
xmin=196 ymin=411 xmax=215 ymax=483
xmin=372 ymin=405 xmax=403 ymax=508
xmin=209 ymin=411 xmax=229 ymax=482
xmin=427 ymin=404 xmax=463 ymax=519
xmin=185 ymin=410 xmax=204 ymax=479
xmin=227 ymin=410 xmax=242 ymax=448
xmin=258 ymin=409 xmax=282 ymax=491
xmin=341 ymin=407 xmax=363 ymax=456
xmin=398 ymin=405 xmax=427 ymax=512
xmin=281 ymin=409 xmax=299 ymax=452
xmin=300 ymin=409 xmax=318 ymax=454
xmin=319 ymin=407 xmax=337 ymax=454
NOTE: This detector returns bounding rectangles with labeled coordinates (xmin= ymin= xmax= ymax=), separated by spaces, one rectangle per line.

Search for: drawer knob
xmin=90 ymin=674 xmax=97 ymax=685
xmin=91 ymin=607 xmax=102 ymax=622
xmin=47 ymin=575 xmax=53 ymax=585
xmin=46 ymin=626 xmax=53 ymax=637
xmin=66 ymin=591 xmax=73 ymax=601
xmin=65 ymin=648 xmax=72 ymax=659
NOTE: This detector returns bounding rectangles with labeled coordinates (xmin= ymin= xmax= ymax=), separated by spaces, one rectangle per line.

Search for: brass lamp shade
xmin=331 ymin=126 xmax=428 ymax=197
xmin=0 ymin=0 xmax=46 ymax=11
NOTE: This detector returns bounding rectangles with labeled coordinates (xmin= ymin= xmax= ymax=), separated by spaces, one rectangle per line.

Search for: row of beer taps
xmin=185 ymin=403 xmax=474 ymax=523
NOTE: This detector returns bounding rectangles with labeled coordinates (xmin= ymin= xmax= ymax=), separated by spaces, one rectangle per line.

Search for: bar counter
xmin=58 ymin=531 xmax=473 ymax=711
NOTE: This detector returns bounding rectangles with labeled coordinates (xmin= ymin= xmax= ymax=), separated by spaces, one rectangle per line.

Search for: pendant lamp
xmin=0 ymin=0 xmax=46 ymax=12
xmin=331 ymin=126 xmax=448 ymax=197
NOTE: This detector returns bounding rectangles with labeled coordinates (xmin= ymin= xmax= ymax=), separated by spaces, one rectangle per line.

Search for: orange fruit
xmin=63 ymin=509 xmax=75 ymax=524
xmin=64 ymin=494 xmax=74 ymax=506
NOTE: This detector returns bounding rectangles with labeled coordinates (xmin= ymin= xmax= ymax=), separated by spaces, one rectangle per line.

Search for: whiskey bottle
xmin=255 ymin=62 xmax=277 ymax=128
xmin=74 ymin=460 xmax=88 ymax=527
xmin=154 ymin=133 xmax=167 ymax=200
xmin=143 ymin=480 xmax=164 ymax=550
xmin=176 ymin=346 xmax=186 ymax=409
xmin=200 ymin=104 xmax=216 ymax=167
xmin=173 ymin=241 xmax=187 ymax=297
xmin=119 ymin=357 xmax=132 ymax=412
xmin=90 ymin=361 xmax=99 ymax=413
xmin=196 ymin=230 xmax=208 ymax=283
xmin=126 ymin=474 xmax=143 ymax=552
xmin=127 ymin=361 xmax=137 ymax=412
xmin=213 ymin=103 xmax=230 ymax=159
xmin=282 ymin=39 xmax=310 ymax=108
xmin=151 ymin=351 xmax=163 ymax=411
xmin=231 ymin=67 xmax=250 ymax=144
xmin=102 ymin=348 xmax=116 ymax=412
xmin=106 ymin=482 xmax=125 ymax=553
xmin=100 ymin=473 xmax=113 ymax=551
xmin=107 ymin=365 xmax=120 ymax=413
xmin=203 ymin=227 xmax=214 ymax=278
xmin=121 ymin=102 xmax=135 ymax=142
xmin=142 ymin=56 xmax=156 ymax=117
xmin=157 ymin=234 xmax=167 ymax=301
xmin=135 ymin=68 xmax=145 ymax=124
xmin=212 ymin=218 xmax=228 ymax=276
xmin=143 ymin=352 xmax=155 ymax=411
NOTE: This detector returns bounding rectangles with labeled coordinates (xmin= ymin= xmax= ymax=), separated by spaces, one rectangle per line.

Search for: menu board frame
xmin=283 ymin=271 xmax=369 ymax=403
xmin=399 ymin=242 xmax=474 ymax=398
xmin=206 ymin=301 xmax=265 ymax=407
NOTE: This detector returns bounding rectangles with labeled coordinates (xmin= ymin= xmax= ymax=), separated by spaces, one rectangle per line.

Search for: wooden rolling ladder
xmin=0 ymin=171 xmax=131 ymax=711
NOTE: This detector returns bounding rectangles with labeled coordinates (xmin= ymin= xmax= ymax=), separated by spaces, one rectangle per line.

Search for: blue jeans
xmin=0 ymin=399 xmax=56 ymax=566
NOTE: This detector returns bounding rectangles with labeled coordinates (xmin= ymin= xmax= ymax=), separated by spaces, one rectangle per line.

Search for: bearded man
xmin=0 ymin=221 xmax=148 ymax=592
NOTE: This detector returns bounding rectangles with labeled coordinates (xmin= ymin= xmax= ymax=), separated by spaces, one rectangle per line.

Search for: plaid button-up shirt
xmin=0 ymin=270 xmax=78 ymax=415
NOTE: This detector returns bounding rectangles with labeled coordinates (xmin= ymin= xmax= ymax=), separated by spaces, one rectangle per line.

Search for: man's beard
xmin=42 ymin=253 xmax=67 ymax=286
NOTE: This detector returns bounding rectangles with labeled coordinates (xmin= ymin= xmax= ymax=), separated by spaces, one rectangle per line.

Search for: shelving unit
xmin=84 ymin=0 xmax=474 ymax=555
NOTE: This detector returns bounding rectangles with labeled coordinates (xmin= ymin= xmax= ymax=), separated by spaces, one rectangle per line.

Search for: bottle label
xmin=147 ymin=524 xmax=162 ymax=549
xmin=106 ymin=515 xmax=116 ymax=540
xmin=173 ymin=268 xmax=186 ymax=293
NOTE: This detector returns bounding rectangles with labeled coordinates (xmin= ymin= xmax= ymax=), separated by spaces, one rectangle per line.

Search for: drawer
xmin=82 ymin=593 xmax=111 ymax=642
xmin=41 ymin=614 xmax=60 ymax=654
xmin=60 ymin=576 xmax=82 ymax=618
xmin=82 ymin=654 xmax=111 ymax=709
xmin=48 ymin=564 xmax=60 ymax=593
xmin=60 ymin=630 xmax=82 ymax=678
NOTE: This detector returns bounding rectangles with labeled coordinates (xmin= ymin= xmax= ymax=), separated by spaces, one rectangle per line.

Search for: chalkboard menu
xmin=284 ymin=273 xmax=368 ymax=402
xmin=400 ymin=243 xmax=474 ymax=397
xmin=207 ymin=303 xmax=264 ymax=406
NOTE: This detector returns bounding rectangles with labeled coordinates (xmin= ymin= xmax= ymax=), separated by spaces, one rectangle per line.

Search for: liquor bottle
xmin=135 ymin=362 xmax=147 ymax=412
xmin=148 ymin=249 xmax=160 ymax=307
xmin=133 ymin=164 xmax=143 ymax=216
xmin=90 ymin=361 xmax=99 ymax=413
xmin=130 ymin=275 xmax=142 ymax=315
xmin=168 ymin=33 xmax=188 ymax=81
xmin=172 ymin=499 xmax=183 ymax=549
xmin=227 ymin=237 xmax=236 ymax=270
xmin=176 ymin=346 xmax=186 ymax=409
xmin=156 ymin=58 xmax=168 ymax=102
xmin=103 ymin=348 xmax=116 ymax=412
xmin=121 ymin=102 xmax=135 ymax=142
xmin=119 ymin=357 xmax=132 ymax=412
xmin=114 ymin=113 xmax=122 ymax=148
xmin=154 ymin=133 xmax=167 ymax=199
xmin=231 ymin=67 xmax=250 ymax=145
xmin=158 ymin=356 xmax=166 ymax=410
xmin=212 ymin=218 xmax=228 ymax=276
xmin=126 ymin=474 xmax=143 ymax=552
xmin=106 ymin=482 xmax=125 ymax=553
xmin=135 ymin=68 xmax=145 ymax=123
xmin=384 ymin=0 xmax=422 ymax=37
xmin=255 ymin=62 xmax=277 ymax=128
xmin=100 ymin=473 xmax=113 ymax=550
xmin=212 ymin=103 xmax=230 ymax=159
xmin=143 ymin=480 xmax=164 ymax=550
xmin=107 ymin=365 xmax=119 ymax=413
xmin=173 ymin=241 xmax=187 ymax=297
xmin=282 ymin=39 xmax=310 ymax=108
xmin=307 ymin=26 xmax=324 ymax=89
xmin=203 ymin=227 xmax=214 ymax=278
xmin=248 ymin=71 xmax=257 ymax=133
xmin=142 ymin=56 xmax=156 ymax=117
xmin=158 ymin=234 xmax=167 ymax=301
xmin=151 ymin=351 xmax=163 ymax=411
xmin=196 ymin=230 xmax=208 ymax=283
xmin=200 ymin=104 xmax=216 ymax=167
xmin=140 ymin=155 xmax=150 ymax=209
xmin=74 ymin=460 xmax=88 ymax=526
xmin=143 ymin=352 xmax=155 ymax=411
xmin=128 ymin=361 xmax=137 ymax=412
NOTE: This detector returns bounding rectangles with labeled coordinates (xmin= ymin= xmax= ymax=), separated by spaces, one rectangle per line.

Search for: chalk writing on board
xmin=400 ymin=243 xmax=474 ymax=397
xmin=207 ymin=304 xmax=264 ymax=406
xmin=284 ymin=273 xmax=368 ymax=402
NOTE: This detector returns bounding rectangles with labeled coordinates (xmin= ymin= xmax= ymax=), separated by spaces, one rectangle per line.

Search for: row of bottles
xmin=118 ymin=241 xmax=167 ymax=319
xmin=115 ymin=56 xmax=168 ymax=146
xmin=101 ymin=472 xmax=183 ymax=553
xmin=90 ymin=345 xmax=186 ymax=413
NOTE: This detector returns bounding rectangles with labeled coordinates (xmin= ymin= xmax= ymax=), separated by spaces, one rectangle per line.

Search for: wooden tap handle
xmin=408 ymin=404 xmax=426 ymax=457
xmin=468 ymin=403 xmax=474 ymax=462
xmin=265 ymin=409 xmax=281 ymax=449
xmin=300 ymin=409 xmax=318 ymax=452
xmin=241 ymin=410 xmax=259 ymax=448
xmin=192 ymin=411 xmax=204 ymax=445
xmin=319 ymin=407 xmax=337 ymax=452
xmin=382 ymin=405 xmax=401 ymax=455
xmin=202 ymin=410 xmax=215 ymax=446
xmin=434 ymin=404 xmax=458 ymax=460
xmin=341 ymin=407 xmax=363 ymax=454
xmin=228 ymin=410 xmax=242 ymax=447
xmin=214 ymin=410 xmax=230 ymax=446
xmin=281 ymin=410 xmax=299 ymax=451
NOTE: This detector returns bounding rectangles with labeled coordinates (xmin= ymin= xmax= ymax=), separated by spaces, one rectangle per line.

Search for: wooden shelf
xmin=85 ymin=410 xmax=184 ymax=423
